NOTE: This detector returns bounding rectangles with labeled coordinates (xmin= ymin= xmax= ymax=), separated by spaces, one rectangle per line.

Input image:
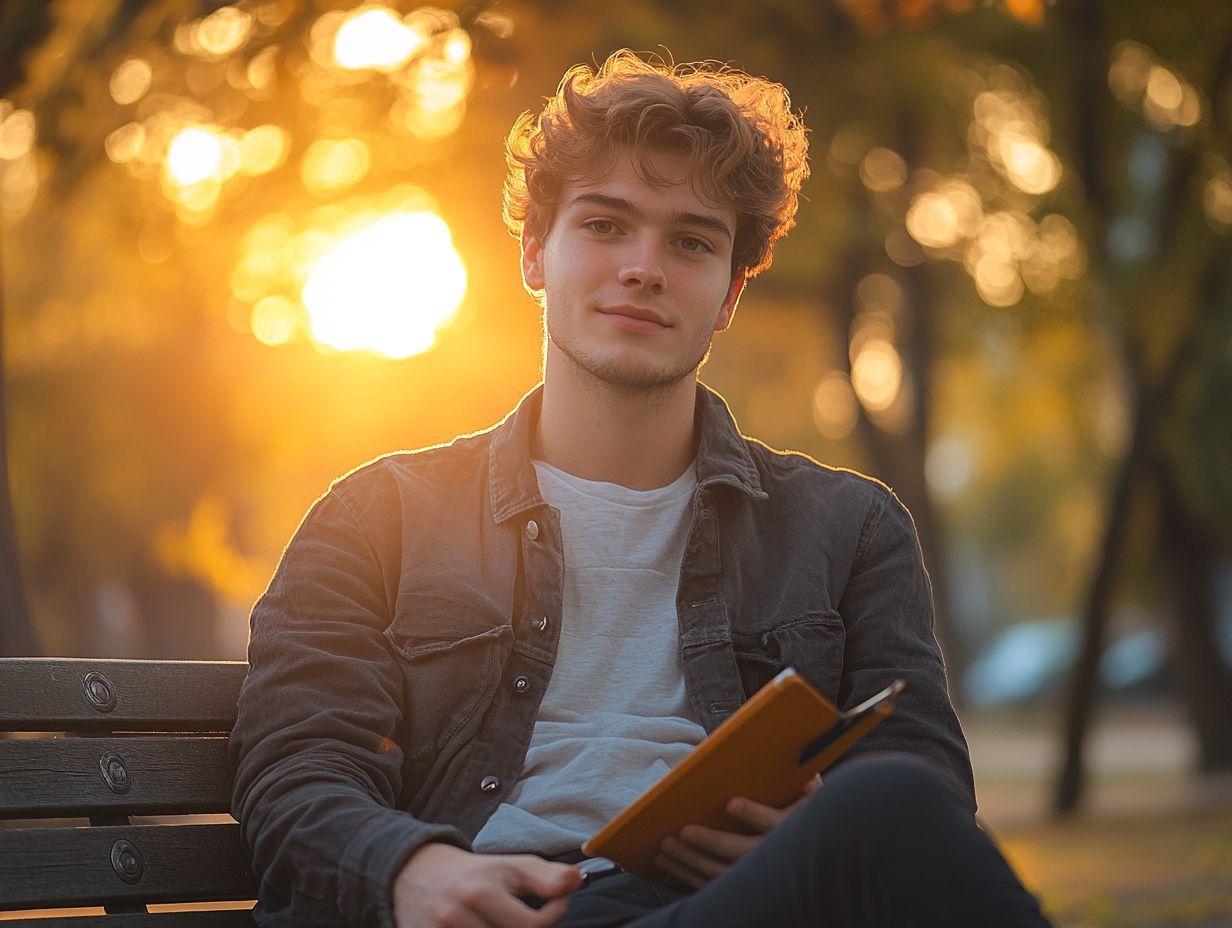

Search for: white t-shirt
xmin=472 ymin=460 xmax=706 ymax=855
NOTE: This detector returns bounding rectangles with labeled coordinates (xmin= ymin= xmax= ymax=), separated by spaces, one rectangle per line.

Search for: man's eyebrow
xmin=668 ymin=210 xmax=733 ymax=241
xmin=567 ymin=193 xmax=733 ymax=241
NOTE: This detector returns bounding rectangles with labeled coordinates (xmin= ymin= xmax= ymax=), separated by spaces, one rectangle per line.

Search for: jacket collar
xmin=487 ymin=382 xmax=766 ymax=525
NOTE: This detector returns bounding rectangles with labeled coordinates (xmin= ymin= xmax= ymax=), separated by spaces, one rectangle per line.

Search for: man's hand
xmin=655 ymin=775 xmax=822 ymax=890
xmin=392 ymin=843 xmax=582 ymax=928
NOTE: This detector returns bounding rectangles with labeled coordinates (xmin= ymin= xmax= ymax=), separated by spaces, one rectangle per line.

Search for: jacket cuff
xmin=337 ymin=810 xmax=472 ymax=927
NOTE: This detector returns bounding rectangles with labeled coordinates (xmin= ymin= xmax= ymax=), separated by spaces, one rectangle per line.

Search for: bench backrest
xmin=0 ymin=657 xmax=258 ymax=926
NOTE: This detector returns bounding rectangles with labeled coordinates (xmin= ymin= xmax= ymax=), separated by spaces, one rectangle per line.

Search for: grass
xmin=998 ymin=805 xmax=1232 ymax=928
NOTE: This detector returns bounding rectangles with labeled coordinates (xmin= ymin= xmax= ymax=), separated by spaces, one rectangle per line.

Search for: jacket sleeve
xmin=229 ymin=487 xmax=471 ymax=927
xmin=834 ymin=487 xmax=977 ymax=813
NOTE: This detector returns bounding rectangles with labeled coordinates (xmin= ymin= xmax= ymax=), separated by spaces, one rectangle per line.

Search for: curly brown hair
xmin=503 ymin=50 xmax=809 ymax=278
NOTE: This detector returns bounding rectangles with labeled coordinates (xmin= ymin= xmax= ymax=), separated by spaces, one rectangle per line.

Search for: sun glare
xmin=166 ymin=127 xmax=225 ymax=185
xmin=302 ymin=211 xmax=466 ymax=359
xmin=334 ymin=6 xmax=425 ymax=71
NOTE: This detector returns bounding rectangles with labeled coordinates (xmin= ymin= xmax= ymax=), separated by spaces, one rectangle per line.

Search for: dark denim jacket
xmin=230 ymin=383 xmax=974 ymax=927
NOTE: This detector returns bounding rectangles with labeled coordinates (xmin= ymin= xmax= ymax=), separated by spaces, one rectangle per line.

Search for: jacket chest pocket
xmin=734 ymin=611 xmax=846 ymax=703
xmin=384 ymin=597 xmax=513 ymax=760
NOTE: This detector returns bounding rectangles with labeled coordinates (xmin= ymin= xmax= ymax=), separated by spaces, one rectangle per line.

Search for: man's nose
xmin=617 ymin=237 xmax=666 ymax=293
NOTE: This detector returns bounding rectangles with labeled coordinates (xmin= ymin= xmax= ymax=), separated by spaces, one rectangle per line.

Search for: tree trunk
xmin=1155 ymin=457 xmax=1232 ymax=772
xmin=1052 ymin=3 xmax=1232 ymax=814
xmin=1053 ymin=385 xmax=1150 ymax=813
xmin=0 ymin=223 xmax=38 ymax=656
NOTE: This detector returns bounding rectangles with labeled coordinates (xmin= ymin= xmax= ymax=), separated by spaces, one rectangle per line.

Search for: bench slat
xmin=0 ymin=823 xmax=258 ymax=908
xmin=0 ymin=659 xmax=246 ymax=732
xmin=0 ymin=736 xmax=232 ymax=818
xmin=0 ymin=912 xmax=256 ymax=927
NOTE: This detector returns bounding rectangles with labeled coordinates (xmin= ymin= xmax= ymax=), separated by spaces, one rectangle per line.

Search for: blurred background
xmin=1 ymin=1 xmax=1230 ymax=923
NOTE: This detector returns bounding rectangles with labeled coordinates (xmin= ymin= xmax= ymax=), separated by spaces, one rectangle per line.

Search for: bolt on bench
xmin=0 ymin=658 xmax=258 ymax=926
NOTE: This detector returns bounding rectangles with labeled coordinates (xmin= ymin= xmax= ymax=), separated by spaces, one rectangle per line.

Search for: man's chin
xmin=580 ymin=356 xmax=698 ymax=392
xmin=547 ymin=336 xmax=709 ymax=393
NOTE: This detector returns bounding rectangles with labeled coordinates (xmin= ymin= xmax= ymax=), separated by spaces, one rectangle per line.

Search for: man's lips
xmin=598 ymin=305 xmax=670 ymax=332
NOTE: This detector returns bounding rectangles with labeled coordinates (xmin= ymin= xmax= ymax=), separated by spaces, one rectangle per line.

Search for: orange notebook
xmin=581 ymin=669 xmax=905 ymax=877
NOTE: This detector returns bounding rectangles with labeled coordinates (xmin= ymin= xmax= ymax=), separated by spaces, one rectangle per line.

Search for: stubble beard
xmin=544 ymin=313 xmax=715 ymax=395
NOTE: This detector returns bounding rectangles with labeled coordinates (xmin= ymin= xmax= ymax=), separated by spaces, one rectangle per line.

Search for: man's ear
xmin=521 ymin=227 xmax=546 ymax=292
xmin=713 ymin=272 xmax=747 ymax=332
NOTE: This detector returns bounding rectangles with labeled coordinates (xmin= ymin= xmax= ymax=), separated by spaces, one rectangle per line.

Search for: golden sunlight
xmin=301 ymin=137 xmax=370 ymax=192
xmin=334 ymin=6 xmax=425 ymax=71
xmin=302 ymin=211 xmax=466 ymax=359
xmin=0 ymin=105 xmax=36 ymax=160
xmin=996 ymin=133 xmax=1061 ymax=195
xmin=812 ymin=373 xmax=859 ymax=440
xmin=166 ymin=126 xmax=226 ymax=185
xmin=1205 ymin=172 xmax=1232 ymax=229
xmin=906 ymin=192 xmax=962 ymax=249
xmin=196 ymin=6 xmax=253 ymax=58
xmin=110 ymin=58 xmax=153 ymax=105
xmin=850 ymin=339 xmax=903 ymax=413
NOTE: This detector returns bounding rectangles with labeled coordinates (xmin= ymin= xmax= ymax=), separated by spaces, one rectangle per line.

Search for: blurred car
xmin=963 ymin=619 xmax=1169 ymax=707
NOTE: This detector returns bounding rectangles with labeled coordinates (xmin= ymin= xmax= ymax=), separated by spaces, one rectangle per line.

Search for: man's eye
xmin=678 ymin=236 xmax=713 ymax=253
xmin=585 ymin=219 xmax=618 ymax=234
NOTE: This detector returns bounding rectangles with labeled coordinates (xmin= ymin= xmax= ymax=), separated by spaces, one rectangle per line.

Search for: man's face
xmin=521 ymin=149 xmax=745 ymax=392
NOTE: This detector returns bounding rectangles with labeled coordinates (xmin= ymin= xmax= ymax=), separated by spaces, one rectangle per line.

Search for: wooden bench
xmin=0 ymin=658 xmax=258 ymax=926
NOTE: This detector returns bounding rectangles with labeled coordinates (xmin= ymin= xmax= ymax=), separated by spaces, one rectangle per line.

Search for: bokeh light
xmin=996 ymin=133 xmax=1060 ymax=194
xmin=301 ymin=138 xmax=370 ymax=192
xmin=906 ymin=192 xmax=963 ymax=249
xmin=240 ymin=125 xmax=289 ymax=176
xmin=250 ymin=295 xmax=300 ymax=346
xmin=827 ymin=124 xmax=872 ymax=178
xmin=860 ymin=146 xmax=907 ymax=192
xmin=813 ymin=373 xmax=859 ymax=440
xmin=247 ymin=45 xmax=279 ymax=91
xmin=973 ymin=255 xmax=1024 ymax=307
xmin=196 ymin=6 xmax=254 ymax=58
xmin=855 ymin=273 xmax=904 ymax=316
xmin=850 ymin=338 xmax=903 ymax=413
xmin=333 ymin=6 xmax=425 ymax=71
xmin=0 ymin=102 xmax=41 ymax=221
xmin=109 ymin=58 xmax=153 ymax=105
xmin=166 ymin=126 xmax=226 ymax=185
xmin=1145 ymin=66 xmax=1183 ymax=111
xmin=926 ymin=435 xmax=975 ymax=499
xmin=1204 ymin=172 xmax=1232 ymax=229
xmin=901 ymin=67 xmax=1089 ymax=310
xmin=105 ymin=123 xmax=146 ymax=164
xmin=1109 ymin=41 xmax=1203 ymax=130
xmin=301 ymin=210 xmax=466 ymax=359
xmin=0 ymin=106 xmax=37 ymax=160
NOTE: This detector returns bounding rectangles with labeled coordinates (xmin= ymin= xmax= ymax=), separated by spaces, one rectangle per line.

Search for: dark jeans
xmin=559 ymin=754 xmax=1053 ymax=928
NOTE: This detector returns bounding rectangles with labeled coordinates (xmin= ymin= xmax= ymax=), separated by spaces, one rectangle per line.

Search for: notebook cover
xmin=581 ymin=668 xmax=893 ymax=877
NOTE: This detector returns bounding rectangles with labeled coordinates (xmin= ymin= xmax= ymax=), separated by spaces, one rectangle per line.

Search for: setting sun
xmin=301 ymin=210 xmax=466 ymax=359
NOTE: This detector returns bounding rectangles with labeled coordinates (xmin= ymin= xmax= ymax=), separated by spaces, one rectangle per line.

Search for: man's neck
xmin=534 ymin=356 xmax=699 ymax=491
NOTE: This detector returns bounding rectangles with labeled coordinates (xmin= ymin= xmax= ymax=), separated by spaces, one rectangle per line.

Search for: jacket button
xmin=525 ymin=519 xmax=539 ymax=540
xmin=534 ymin=615 xmax=549 ymax=633
xmin=513 ymin=675 xmax=531 ymax=694
xmin=480 ymin=775 xmax=500 ymax=792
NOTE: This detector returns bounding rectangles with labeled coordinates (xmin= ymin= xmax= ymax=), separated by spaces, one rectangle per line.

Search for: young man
xmin=231 ymin=52 xmax=1052 ymax=928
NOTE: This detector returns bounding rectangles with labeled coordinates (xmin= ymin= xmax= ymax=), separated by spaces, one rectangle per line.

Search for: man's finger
xmin=531 ymin=895 xmax=571 ymax=928
xmin=660 ymin=836 xmax=728 ymax=879
xmin=470 ymin=887 xmax=545 ymax=928
xmin=725 ymin=796 xmax=786 ymax=832
xmin=655 ymin=853 xmax=708 ymax=891
xmin=505 ymin=857 xmax=582 ymax=900
xmin=426 ymin=897 xmax=491 ymax=928
xmin=794 ymin=775 xmax=823 ymax=806
xmin=676 ymin=823 xmax=758 ymax=863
